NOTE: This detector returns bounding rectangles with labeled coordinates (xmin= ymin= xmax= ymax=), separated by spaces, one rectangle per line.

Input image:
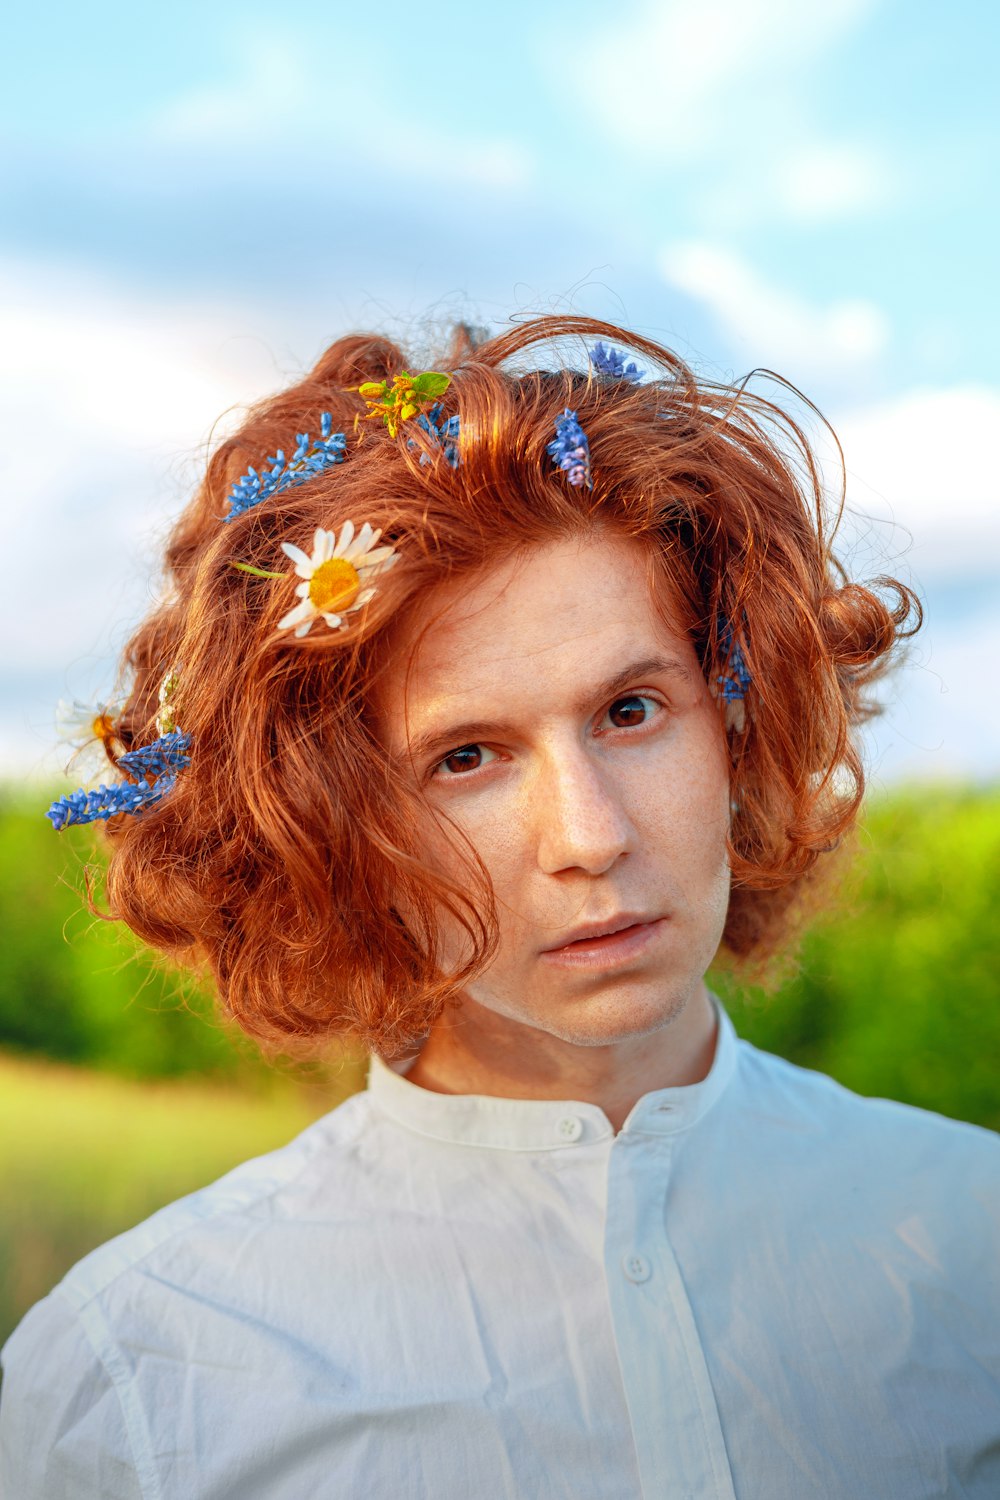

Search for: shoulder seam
xmin=50 ymin=1287 xmax=162 ymax=1500
xmin=58 ymin=1095 xmax=370 ymax=1312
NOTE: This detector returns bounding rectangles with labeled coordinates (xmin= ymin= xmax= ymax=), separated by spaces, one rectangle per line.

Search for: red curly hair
xmin=99 ymin=315 xmax=920 ymax=1058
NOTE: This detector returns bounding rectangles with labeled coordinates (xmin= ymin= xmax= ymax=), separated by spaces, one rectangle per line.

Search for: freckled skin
xmin=377 ymin=535 xmax=733 ymax=1131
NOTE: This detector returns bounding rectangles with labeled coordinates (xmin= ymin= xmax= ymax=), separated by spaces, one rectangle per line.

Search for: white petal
xmin=280 ymin=541 xmax=314 ymax=577
xmin=320 ymin=612 xmax=344 ymax=629
xmin=348 ymin=587 xmax=376 ymax=610
xmin=356 ymin=545 xmax=397 ymax=572
xmin=313 ymin=527 xmax=335 ymax=562
xmin=336 ymin=519 xmax=356 ymax=556
xmin=278 ymin=599 xmax=316 ymax=631
xmin=343 ymin=522 xmax=377 ymax=560
xmin=294 ymin=581 xmax=310 ymax=598
xmin=294 ymin=619 xmax=314 ymax=638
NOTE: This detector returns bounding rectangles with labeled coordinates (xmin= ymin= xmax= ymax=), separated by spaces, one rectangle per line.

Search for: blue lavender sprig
xmin=589 ymin=341 xmax=644 ymax=384
xmin=46 ymin=775 xmax=177 ymax=830
xmin=547 ymin=408 xmax=592 ymax=489
xmin=118 ymin=730 xmax=192 ymax=779
xmin=410 ymin=402 xmax=461 ymax=468
xmin=46 ymin=732 xmax=192 ymax=831
xmin=716 ymin=619 xmax=752 ymax=702
xmin=224 ymin=413 xmax=347 ymax=522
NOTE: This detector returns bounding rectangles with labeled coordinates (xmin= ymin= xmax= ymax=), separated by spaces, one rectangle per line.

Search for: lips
xmin=542 ymin=913 xmax=657 ymax=952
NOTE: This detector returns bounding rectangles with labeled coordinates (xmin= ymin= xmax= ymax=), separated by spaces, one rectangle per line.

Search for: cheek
xmin=411 ymin=797 xmax=522 ymax=952
xmin=420 ymin=785 xmax=525 ymax=891
xmin=638 ymin=720 xmax=732 ymax=879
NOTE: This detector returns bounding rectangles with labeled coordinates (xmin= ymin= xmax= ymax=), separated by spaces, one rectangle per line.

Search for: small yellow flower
xmin=357 ymin=370 xmax=451 ymax=437
xmin=277 ymin=521 xmax=399 ymax=638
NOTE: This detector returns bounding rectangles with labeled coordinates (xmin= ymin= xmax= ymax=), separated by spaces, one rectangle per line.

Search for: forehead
xmin=378 ymin=534 xmax=699 ymax=740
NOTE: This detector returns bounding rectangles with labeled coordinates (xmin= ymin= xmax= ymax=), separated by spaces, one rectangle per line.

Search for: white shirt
xmin=2 ymin=998 xmax=998 ymax=1499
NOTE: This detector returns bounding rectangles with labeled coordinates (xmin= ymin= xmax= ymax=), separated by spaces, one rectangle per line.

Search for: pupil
xmin=444 ymin=745 xmax=481 ymax=774
xmin=611 ymin=696 xmax=646 ymax=727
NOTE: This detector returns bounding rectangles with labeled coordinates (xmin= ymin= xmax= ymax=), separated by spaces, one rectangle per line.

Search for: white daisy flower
xmin=277 ymin=521 xmax=399 ymax=638
xmin=55 ymin=698 xmax=120 ymax=779
xmin=55 ymin=698 xmax=119 ymax=749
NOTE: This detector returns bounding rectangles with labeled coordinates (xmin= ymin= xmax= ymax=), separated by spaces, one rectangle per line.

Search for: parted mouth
xmin=541 ymin=912 xmax=660 ymax=951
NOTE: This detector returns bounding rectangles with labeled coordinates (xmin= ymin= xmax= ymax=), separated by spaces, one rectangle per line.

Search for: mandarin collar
xmin=365 ymin=997 xmax=738 ymax=1152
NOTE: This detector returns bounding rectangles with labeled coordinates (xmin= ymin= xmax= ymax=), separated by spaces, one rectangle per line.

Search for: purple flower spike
xmin=547 ymin=408 xmax=592 ymax=489
xmin=117 ymin=730 xmax=192 ymax=779
xmin=589 ymin=341 xmax=644 ymax=383
xmin=713 ymin=617 xmax=751 ymax=732
xmin=224 ymin=415 xmax=347 ymax=521
xmin=717 ymin=641 xmax=751 ymax=702
xmin=409 ymin=403 xmax=460 ymax=468
xmin=46 ymin=731 xmax=192 ymax=830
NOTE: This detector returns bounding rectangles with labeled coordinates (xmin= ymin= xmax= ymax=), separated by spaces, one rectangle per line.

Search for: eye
xmin=432 ymin=743 xmax=499 ymax=778
xmin=603 ymin=693 xmax=661 ymax=730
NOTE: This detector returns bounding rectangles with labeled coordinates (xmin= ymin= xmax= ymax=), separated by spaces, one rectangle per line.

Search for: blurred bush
xmin=0 ymin=779 xmax=996 ymax=1348
xmin=0 ymin=783 xmax=273 ymax=1082
xmin=714 ymin=782 xmax=1000 ymax=1132
xmin=0 ymin=780 xmax=997 ymax=1128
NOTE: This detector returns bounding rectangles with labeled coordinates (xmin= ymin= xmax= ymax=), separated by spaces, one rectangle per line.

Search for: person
xmin=1 ymin=316 xmax=997 ymax=1498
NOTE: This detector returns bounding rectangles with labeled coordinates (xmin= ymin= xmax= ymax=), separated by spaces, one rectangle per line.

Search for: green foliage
xmin=1 ymin=780 xmax=998 ymax=1128
xmin=0 ymin=780 xmax=996 ymax=1348
xmin=712 ymin=783 xmax=1000 ymax=1132
xmin=0 ymin=784 xmax=269 ymax=1082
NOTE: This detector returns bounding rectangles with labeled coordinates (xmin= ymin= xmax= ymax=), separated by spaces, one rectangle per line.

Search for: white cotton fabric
xmin=2 ymin=997 xmax=999 ymax=1499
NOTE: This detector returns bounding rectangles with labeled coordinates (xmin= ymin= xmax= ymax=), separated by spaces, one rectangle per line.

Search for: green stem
xmin=230 ymin=561 xmax=285 ymax=580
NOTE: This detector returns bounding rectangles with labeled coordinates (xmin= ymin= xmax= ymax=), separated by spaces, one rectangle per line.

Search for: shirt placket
xmin=604 ymin=1127 xmax=737 ymax=1500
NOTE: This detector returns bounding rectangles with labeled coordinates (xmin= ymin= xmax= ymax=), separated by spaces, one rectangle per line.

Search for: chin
xmin=513 ymin=977 xmax=696 ymax=1048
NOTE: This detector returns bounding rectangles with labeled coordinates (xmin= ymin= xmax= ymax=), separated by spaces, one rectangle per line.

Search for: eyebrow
xmin=406 ymin=654 xmax=694 ymax=763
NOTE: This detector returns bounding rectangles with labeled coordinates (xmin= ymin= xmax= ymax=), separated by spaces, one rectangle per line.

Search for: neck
xmin=402 ymin=983 xmax=718 ymax=1134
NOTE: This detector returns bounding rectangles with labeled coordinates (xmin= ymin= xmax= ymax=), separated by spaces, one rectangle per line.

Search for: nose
xmin=533 ymin=744 xmax=635 ymax=877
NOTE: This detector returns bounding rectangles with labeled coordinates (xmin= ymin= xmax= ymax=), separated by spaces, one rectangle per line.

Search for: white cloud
xmin=832 ymin=385 xmax=1000 ymax=577
xmin=659 ymin=239 xmax=889 ymax=376
xmin=566 ymin=0 xmax=874 ymax=160
xmin=0 ymin=258 xmax=283 ymax=674
xmin=153 ymin=35 xmax=305 ymax=145
xmin=150 ymin=30 xmax=532 ymax=190
xmin=0 ymin=268 xmax=264 ymax=455
xmin=697 ymin=139 xmax=893 ymax=231
xmin=558 ymin=0 xmax=895 ymax=236
xmin=773 ymin=142 xmax=888 ymax=223
xmin=656 ymin=246 xmax=998 ymax=576
xmin=0 ymin=257 xmax=996 ymax=784
xmin=860 ymin=600 xmax=1000 ymax=785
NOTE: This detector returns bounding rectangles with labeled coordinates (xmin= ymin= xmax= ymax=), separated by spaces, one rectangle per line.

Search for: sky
xmin=2 ymin=0 xmax=998 ymax=789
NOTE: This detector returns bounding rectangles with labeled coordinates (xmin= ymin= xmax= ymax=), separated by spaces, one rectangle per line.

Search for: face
xmin=377 ymin=532 xmax=733 ymax=1053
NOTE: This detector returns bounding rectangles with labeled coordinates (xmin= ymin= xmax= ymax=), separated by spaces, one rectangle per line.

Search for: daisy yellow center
xmin=309 ymin=557 xmax=361 ymax=613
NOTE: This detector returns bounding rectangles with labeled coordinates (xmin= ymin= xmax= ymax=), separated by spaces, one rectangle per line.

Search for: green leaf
xmin=230 ymin=561 xmax=285 ymax=580
xmin=411 ymin=371 xmax=451 ymax=398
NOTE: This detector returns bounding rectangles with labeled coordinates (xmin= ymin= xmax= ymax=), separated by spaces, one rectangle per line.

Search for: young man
xmin=3 ymin=318 xmax=997 ymax=1497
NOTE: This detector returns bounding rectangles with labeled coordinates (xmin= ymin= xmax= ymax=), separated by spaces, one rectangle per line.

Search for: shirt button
xmin=622 ymin=1252 xmax=651 ymax=1283
xmin=556 ymin=1115 xmax=583 ymax=1142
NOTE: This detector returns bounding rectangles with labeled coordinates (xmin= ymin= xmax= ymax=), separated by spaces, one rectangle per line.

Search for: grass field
xmin=0 ymin=1049 xmax=367 ymax=1349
